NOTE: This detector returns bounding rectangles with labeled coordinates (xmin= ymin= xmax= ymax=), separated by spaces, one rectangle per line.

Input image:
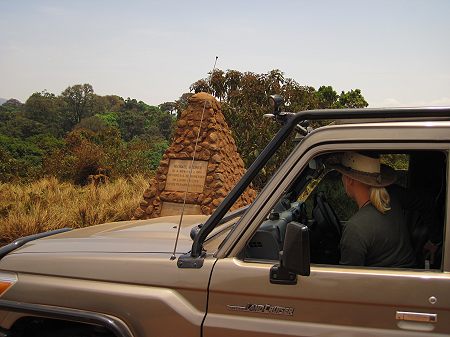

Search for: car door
xmin=203 ymin=144 xmax=450 ymax=337
xmin=204 ymin=259 xmax=450 ymax=336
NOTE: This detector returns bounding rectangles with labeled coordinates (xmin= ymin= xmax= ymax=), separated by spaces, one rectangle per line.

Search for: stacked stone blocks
xmin=134 ymin=92 xmax=256 ymax=220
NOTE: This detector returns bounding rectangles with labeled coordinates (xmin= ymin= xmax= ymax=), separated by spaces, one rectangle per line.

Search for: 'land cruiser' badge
xmin=227 ymin=303 xmax=294 ymax=316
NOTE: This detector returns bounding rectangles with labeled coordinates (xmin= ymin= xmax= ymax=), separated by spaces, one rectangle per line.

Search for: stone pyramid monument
xmin=133 ymin=92 xmax=256 ymax=220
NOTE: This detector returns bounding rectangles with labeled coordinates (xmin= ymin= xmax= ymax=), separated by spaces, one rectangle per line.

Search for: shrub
xmin=0 ymin=134 xmax=44 ymax=182
xmin=0 ymin=175 xmax=149 ymax=244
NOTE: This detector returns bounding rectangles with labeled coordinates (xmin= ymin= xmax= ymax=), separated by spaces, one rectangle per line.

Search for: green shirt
xmin=340 ymin=189 xmax=416 ymax=267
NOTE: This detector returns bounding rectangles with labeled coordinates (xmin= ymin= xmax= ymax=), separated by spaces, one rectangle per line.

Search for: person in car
xmin=331 ymin=152 xmax=417 ymax=267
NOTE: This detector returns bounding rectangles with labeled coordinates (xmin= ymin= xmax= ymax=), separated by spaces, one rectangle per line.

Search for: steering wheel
xmin=310 ymin=192 xmax=341 ymax=264
xmin=313 ymin=192 xmax=341 ymax=236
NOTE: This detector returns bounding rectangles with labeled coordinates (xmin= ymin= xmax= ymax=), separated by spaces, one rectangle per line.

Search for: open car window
xmin=244 ymin=150 xmax=447 ymax=272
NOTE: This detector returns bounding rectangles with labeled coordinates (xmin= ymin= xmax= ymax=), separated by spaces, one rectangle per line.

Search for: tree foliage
xmin=1 ymin=74 xmax=368 ymax=187
xmin=24 ymin=91 xmax=66 ymax=136
xmin=337 ymin=89 xmax=368 ymax=108
xmin=0 ymin=134 xmax=44 ymax=181
xmin=0 ymin=84 xmax=173 ymax=184
xmin=317 ymin=86 xmax=339 ymax=109
xmin=186 ymin=69 xmax=369 ymax=187
xmin=61 ymin=84 xmax=96 ymax=130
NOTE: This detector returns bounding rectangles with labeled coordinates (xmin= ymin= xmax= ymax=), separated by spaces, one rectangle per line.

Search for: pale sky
xmin=1 ymin=0 xmax=449 ymax=108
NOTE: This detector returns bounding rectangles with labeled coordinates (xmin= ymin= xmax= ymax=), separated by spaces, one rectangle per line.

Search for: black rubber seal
xmin=0 ymin=300 xmax=134 ymax=337
xmin=0 ymin=228 xmax=72 ymax=260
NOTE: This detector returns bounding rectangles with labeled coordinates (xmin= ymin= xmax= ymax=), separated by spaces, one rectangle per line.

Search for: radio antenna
xmin=171 ymin=56 xmax=219 ymax=260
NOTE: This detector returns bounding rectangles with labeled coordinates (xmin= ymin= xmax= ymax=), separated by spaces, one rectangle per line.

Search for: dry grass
xmin=0 ymin=175 xmax=149 ymax=244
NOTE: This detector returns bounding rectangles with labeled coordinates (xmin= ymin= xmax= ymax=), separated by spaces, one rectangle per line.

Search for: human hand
xmin=423 ymin=240 xmax=440 ymax=265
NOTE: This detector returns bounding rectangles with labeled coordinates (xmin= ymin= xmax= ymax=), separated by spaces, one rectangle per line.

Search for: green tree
xmin=24 ymin=91 xmax=66 ymax=136
xmin=61 ymin=84 xmax=96 ymax=129
xmin=43 ymin=124 xmax=166 ymax=183
xmin=96 ymin=112 xmax=119 ymax=128
xmin=188 ymin=69 xmax=368 ymax=188
xmin=0 ymin=115 xmax=47 ymax=139
xmin=189 ymin=69 xmax=317 ymax=187
xmin=2 ymin=99 xmax=23 ymax=109
xmin=159 ymin=101 xmax=177 ymax=115
xmin=337 ymin=89 xmax=368 ymax=108
xmin=0 ymin=147 xmax=16 ymax=182
xmin=117 ymin=109 xmax=148 ymax=141
xmin=316 ymin=86 xmax=339 ymax=109
xmin=28 ymin=134 xmax=64 ymax=155
xmin=118 ymin=101 xmax=174 ymax=141
xmin=108 ymin=138 xmax=169 ymax=177
xmin=0 ymin=134 xmax=43 ymax=182
xmin=169 ymin=93 xmax=194 ymax=118
xmin=103 ymin=95 xmax=125 ymax=111
xmin=75 ymin=116 xmax=110 ymax=133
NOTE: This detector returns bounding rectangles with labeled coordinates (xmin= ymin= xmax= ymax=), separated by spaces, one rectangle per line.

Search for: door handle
xmin=396 ymin=311 xmax=437 ymax=323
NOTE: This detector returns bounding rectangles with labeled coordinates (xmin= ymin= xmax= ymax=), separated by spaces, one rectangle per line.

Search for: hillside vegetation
xmin=0 ymin=84 xmax=174 ymax=184
xmin=0 ymin=69 xmax=368 ymax=244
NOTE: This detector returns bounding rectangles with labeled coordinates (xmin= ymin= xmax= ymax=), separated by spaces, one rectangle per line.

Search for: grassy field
xmin=0 ymin=175 xmax=149 ymax=244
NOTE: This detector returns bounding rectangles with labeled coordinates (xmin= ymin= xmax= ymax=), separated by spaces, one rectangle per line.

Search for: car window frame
xmin=224 ymin=141 xmax=450 ymax=273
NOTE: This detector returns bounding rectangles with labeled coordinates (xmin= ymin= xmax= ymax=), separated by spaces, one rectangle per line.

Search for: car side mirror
xmin=270 ymin=222 xmax=310 ymax=285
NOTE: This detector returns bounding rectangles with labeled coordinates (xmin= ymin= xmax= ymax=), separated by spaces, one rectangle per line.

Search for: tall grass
xmin=0 ymin=175 xmax=148 ymax=244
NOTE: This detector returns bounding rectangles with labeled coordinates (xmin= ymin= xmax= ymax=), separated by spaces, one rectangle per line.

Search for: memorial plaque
xmin=160 ymin=202 xmax=203 ymax=216
xmin=165 ymin=159 xmax=208 ymax=193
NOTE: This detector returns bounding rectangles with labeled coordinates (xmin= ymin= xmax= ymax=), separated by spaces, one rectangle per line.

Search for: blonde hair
xmin=369 ymin=187 xmax=391 ymax=214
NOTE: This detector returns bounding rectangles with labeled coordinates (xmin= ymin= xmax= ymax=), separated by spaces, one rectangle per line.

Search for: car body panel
xmin=0 ymin=215 xmax=213 ymax=336
xmin=0 ymin=256 xmax=216 ymax=337
xmin=5 ymin=215 xmax=208 ymax=256
xmin=205 ymin=258 xmax=450 ymax=336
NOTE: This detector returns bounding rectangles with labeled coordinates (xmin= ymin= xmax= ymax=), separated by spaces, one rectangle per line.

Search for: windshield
xmin=202 ymin=153 xmax=325 ymax=254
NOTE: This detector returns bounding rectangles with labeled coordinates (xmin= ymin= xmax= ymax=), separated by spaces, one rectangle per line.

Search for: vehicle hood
xmin=0 ymin=215 xmax=217 ymax=296
xmin=8 ymin=215 xmax=209 ymax=255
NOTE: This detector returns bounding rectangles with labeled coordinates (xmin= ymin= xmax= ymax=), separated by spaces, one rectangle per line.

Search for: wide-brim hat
xmin=329 ymin=152 xmax=397 ymax=187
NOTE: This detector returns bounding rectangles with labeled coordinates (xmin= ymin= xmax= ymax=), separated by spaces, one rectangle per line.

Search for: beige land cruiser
xmin=1 ymin=101 xmax=450 ymax=337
